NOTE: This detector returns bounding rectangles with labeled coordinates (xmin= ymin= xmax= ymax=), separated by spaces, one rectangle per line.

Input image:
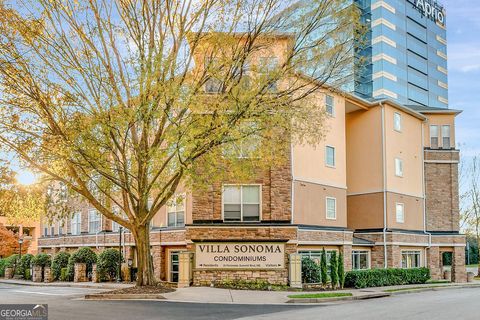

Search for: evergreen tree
xmin=330 ymin=251 xmax=339 ymax=289
xmin=338 ymin=252 xmax=345 ymax=289
xmin=320 ymin=248 xmax=328 ymax=287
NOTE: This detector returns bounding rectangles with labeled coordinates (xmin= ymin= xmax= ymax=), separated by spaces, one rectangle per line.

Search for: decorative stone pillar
xmin=32 ymin=265 xmax=43 ymax=282
xmin=178 ymin=252 xmax=193 ymax=288
xmin=151 ymin=246 xmax=162 ymax=281
xmin=451 ymin=246 xmax=467 ymax=283
xmin=427 ymin=246 xmax=442 ymax=280
xmin=73 ymin=263 xmax=87 ymax=282
xmin=44 ymin=267 xmax=53 ymax=283
xmin=4 ymin=267 xmax=14 ymax=279
xmin=288 ymin=253 xmax=302 ymax=288
xmin=91 ymin=264 xmax=99 ymax=283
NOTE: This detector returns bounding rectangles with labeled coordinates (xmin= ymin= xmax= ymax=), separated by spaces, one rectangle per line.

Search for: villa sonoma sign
xmin=195 ymin=242 xmax=285 ymax=269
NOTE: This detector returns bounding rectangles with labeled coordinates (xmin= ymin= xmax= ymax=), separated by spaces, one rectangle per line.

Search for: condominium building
xmin=37 ymin=84 xmax=465 ymax=285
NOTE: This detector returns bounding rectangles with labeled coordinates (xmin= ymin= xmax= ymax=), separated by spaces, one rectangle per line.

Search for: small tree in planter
xmin=5 ymin=254 xmax=19 ymax=277
xmin=51 ymin=252 xmax=71 ymax=281
xmin=301 ymin=257 xmax=321 ymax=284
xmin=67 ymin=248 xmax=97 ymax=281
xmin=17 ymin=253 xmax=34 ymax=280
xmin=329 ymin=252 xmax=338 ymax=290
xmin=97 ymin=249 xmax=121 ymax=282
xmin=320 ymin=249 xmax=328 ymax=288
xmin=338 ymin=252 xmax=345 ymax=289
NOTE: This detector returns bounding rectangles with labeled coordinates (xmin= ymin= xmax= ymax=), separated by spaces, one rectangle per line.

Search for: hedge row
xmin=344 ymin=267 xmax=430 ymax=288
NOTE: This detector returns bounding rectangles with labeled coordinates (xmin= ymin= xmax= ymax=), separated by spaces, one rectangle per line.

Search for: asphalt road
xmin=1 ymin=284 xmax=479 ymax=320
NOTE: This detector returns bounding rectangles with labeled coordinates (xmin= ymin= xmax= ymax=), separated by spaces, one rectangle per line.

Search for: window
xmin=112 ymin=206 xmax=120 ymax=232
xmin=167 ymin=194 xmax=186 ymax=228
xmin=326 ymin=95 xmax=335 ymax=116
xmin=50 ymin=225 xmax=55 ymax=236
xmin=43 ymin=226 xmax=48 ymax=237
xmin=71 ymin=212 xmax=81 ymax=235
xmin=396 ymin=203 xmax=405 ymax=223
xmin=258 ymin=56 xmax=278 ymax=91
xmin=395 ymin=158 xmax=403 ymax=177
xmin=170 ymin=252 xmax=180 ymax=282
xmin=326 ymin=197 xmax=337 ymax=220
xmin=352 ymin=250 xmax=370 ymax=270
xmin=58 ymin=224 xmax=63 ymax=236
xmin=430 ymin=125 xmax=439 ymax=148
xmin=393 ymin=112 xmax=402 ymax=131
xmin=299 ymin=250 xmax=336 ymax=266
xmin=325 ymin=146 xmax=335 ymax=167
xmin=402 ymin=251 xmax=421 ymax=268
xmin=442 ymin=125 xmax=451 ymax=148
xmin=223 ymin=122 xmax=260 ymax=159
xmin=204 ymin=58 xmax=223 ymax=93
xmin=88 ymin=209 xmax=101 ymax=233
xmin=223 ymin=185 xmax=261 ymax=222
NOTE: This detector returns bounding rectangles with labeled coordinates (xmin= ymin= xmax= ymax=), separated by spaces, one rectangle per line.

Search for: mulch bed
xmin=104 ymin=285 xmax=175 ymax=295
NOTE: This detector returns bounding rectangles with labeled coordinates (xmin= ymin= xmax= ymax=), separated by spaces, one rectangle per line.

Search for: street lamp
xmin=117 ymin=226 xmax=123 ymax=282
xmin=18 ymin=238 xmax=24 ymax=261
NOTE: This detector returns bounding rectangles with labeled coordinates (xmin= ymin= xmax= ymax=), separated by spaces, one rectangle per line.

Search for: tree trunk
xmin=132 ymin=224 xmax=155 ymax=286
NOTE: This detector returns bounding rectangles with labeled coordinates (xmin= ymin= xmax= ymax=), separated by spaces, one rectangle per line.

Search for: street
xmin=1 ymin=284 xmax=480 ymax=320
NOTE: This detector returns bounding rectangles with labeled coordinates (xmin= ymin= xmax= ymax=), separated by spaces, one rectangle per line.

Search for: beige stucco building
xmin=37 ymin=37 xmax=466 ymax=285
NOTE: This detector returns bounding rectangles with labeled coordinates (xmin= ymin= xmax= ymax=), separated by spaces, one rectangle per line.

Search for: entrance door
xmin=170 ymin=252 xmax=179 ymax=282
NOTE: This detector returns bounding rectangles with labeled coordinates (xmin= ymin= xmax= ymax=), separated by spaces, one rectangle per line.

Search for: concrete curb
xmin=385 ymin=283 xmax=480 ymax=295
xmin=286 ymin=292 xmax=391 ymax=304
xmin=85 ymin=293 xmax=166 ymax=300
xmin=0 ymin=279 xmax=134 ymax=290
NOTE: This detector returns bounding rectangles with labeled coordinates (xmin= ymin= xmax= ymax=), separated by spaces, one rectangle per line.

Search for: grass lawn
xmin=466 ymin=264 xmax=479 ymax=268
xmin=426 ymin=280 xmax=450 ymax=284
xmin=287 ymin=292 xmax=353 ymax=299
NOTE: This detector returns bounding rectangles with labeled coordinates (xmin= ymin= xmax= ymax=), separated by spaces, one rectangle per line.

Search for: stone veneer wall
xmin=424 ymin=150 xmax=460 ymax=232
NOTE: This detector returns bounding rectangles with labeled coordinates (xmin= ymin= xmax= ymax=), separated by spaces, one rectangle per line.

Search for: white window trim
xmin=401 ymin=250 xmax=422 ymax=268
xmin=441 ymin=125 xmax=451 ymax=149
xmin=395 ymin=158 xmax=403 ymax=177
xmin=326 ymin=197 xmax=337 ymax=220
xmin=71 ymin=212 xmax=81 ymax=235
xmin=221 ymin=184 xmax=262 ymax=222
xmin=393 ymin=112 xmax=402 ymax=132
xmin=325 ymin=94 xmax=335 ymax=117
xmin=167 ymin=193 xmax=186 ymax=227
xmin=325 ymin=145 xmax=336 ymax=168
xmin=396 ymin=202 xmax=405 ymax=223
xmin=88 ymin=209 xmax=102 ymax=234
xmin=352 ymin=250 xmax=371 ymax=270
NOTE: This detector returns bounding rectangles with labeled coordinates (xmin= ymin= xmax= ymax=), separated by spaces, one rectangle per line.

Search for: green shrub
xmin=67 ymin=247 xmax=97 ymax=280
xmin=24 ymin=268 xmax=31 ymax=280
xmin=329 ymin=252 xmax=338 ymax=289
xmin=217 ymin=279 xmax=287 ymax=291
xmin=31 ymin=253 xmax=52 ymax=267
xmin=0 ymin=258 xmax=6 ymax=277
xmin=16 ymin=254 xmax=34 ymax=277
xmin=97 ymin=249 xmax=121 ymax=282
xmin=344 ymin=267 xmax=430 ymax=289
xmin=301 ymin=257 xmax=321 ymax=284
xmin=5 ymin=254 xmax=19 ymax=274
xmin=338 ymin=253 xmax=345 ymax=289
xmin=60 ymin=267 xmax=69 ymax=282
xmin=51 ymin=252 xmax=71 ymax=280
xmin=320 ymin=249 xmax=328 ymax=287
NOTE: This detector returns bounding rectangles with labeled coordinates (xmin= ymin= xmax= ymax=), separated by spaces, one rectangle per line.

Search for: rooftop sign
xmin=410 ymin=0 xmax=446 ymax=26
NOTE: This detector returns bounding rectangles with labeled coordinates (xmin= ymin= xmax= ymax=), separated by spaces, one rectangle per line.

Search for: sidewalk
xmin=0 ymin=278 xmax=134 ymax=290
xmin=162 ymin=281 xmax=480 ymax=304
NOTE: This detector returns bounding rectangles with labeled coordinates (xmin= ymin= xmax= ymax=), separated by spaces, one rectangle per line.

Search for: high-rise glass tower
xmin=354 ymin=0 xmax=448 ymax=108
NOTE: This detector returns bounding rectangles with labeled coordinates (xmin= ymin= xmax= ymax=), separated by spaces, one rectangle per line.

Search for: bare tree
xmin=0 ymin=0 xmax=360 ymax=285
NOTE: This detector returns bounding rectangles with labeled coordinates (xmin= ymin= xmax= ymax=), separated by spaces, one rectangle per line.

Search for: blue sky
xmin=445 ymin=0 xmax=480 ymax=157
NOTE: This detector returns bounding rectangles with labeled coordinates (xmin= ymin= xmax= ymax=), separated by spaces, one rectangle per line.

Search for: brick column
xmin=451 ymin=246 xmax=467 ymax=283
xmin=32 ymin=266 xmax=43 ymax=282
xmin=151 ymin=245 xmax=162 ymax=281
xmin=44 ymin=267 xmax=53 ymax=283
xmin=386 ymin=245 xmax=401 ymax=268
xmin=74 ymin=263 xmax=87 ymax=282
xmin=341 ymin=245 xmax=352 ymax=272
xmin=427 ymin=246 xmax=442 ymax=280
